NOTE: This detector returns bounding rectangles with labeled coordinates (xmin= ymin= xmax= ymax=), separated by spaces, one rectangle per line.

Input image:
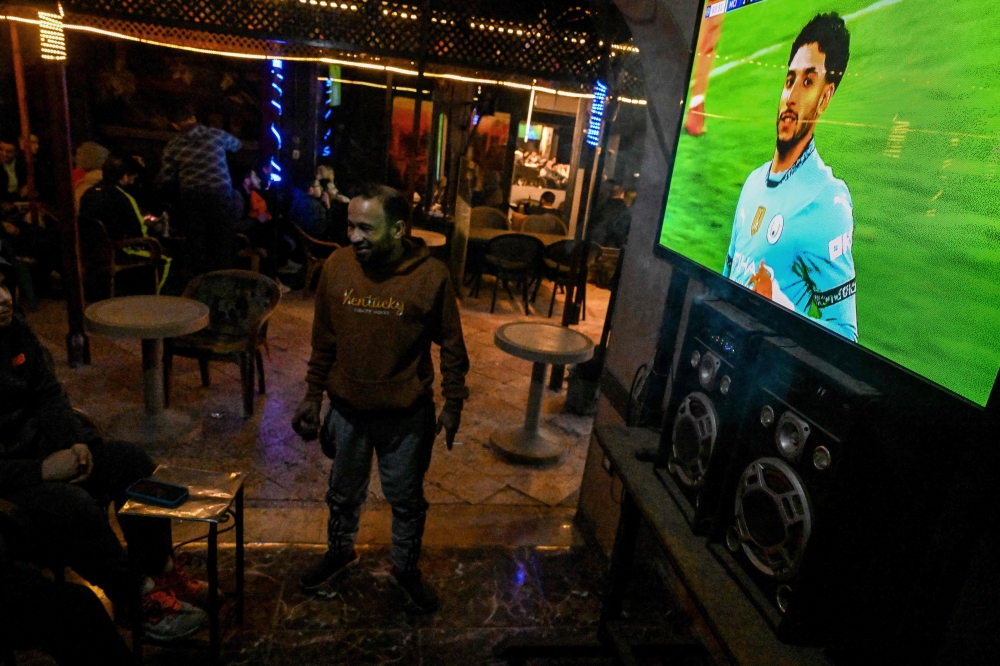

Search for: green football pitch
xmin=658 ymin=0 xmax=1000 ymax=405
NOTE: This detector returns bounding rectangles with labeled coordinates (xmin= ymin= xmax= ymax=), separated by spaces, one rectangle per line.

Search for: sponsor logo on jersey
xmin=813 ymin=279 xmax=857 ymax=308
xmin=766 ymin=214 xmax=784 ymax=244
xmin=751 ymin=206 xmax=766 ymax=236
xmin=828 ymin=230 xmax=854 ymax=261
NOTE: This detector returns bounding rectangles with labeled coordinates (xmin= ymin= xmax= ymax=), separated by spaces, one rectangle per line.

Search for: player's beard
xmin=775 ymin=105 xmax=819 ymax=158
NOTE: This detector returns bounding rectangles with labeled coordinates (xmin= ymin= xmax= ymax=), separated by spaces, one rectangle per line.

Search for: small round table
xmin=86 ymin=295 xmax=209 ymax=444
xmin=411 ymin=228 xmax=447 ymax=247
xmin=491 ymin=322 xmax=595 ymax=465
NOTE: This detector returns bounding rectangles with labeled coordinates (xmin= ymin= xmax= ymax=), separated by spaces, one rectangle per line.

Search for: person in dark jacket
xmin=292 ymin=184 xmax=469 ymax=612
xmin=1 ymin=497 xmax=134 ymax=665
xmin=0 ymin=240 xmax=205 ymax=641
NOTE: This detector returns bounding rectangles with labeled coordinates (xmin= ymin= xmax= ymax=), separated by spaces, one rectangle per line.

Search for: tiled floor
xmin=15 ymin=281 xmax=714 ymax=666
xmin=147 ymin=541 xmax=700 ymax=666
xmin=25 ymin=277 xmax=610 ymax=548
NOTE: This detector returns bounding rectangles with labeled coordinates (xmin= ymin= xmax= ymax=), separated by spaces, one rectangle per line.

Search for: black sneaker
xmin=390 ymin=566 xmax=439 ymax=613
xmin=301 ymin=549 xmax=360 ymax=591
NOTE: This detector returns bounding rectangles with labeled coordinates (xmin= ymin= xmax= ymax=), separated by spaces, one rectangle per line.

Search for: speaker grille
xmin=734 ymin=457 xmax=813 ymax=580
xmin=670 ymin=392 xmax=718 ymax=488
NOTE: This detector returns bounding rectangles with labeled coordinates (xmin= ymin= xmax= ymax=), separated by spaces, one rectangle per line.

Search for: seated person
xmin=234 ymin=168 xmax=278 ymax=276
xmin=0 ymin=139 xmax=26 ymax=206
xmin=1 ymin=497 xmax=134 ymax=665
xmin=316 ymin=163 xmax=350 ymax=204
xmin=78 ymin=155 xmax=171 ymax=292
xmin=587 ymin=184 xmax=632 ymax=248
xmin=526 ymin=190 xmax=564 ymax=219
xmin=72 ymin=142 xmax=110 ymax=214
xmin=290 ymin=178 xmax=331 ymax=240
xmin=0 ymin=241 xmax=206 ymax=642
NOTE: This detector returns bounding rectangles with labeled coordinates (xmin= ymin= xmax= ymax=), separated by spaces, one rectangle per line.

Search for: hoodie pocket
xmin=331 ymin=362 xmax=426 ymax=411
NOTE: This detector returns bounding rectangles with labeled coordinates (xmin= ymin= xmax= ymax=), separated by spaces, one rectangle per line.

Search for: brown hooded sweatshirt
xmin=305 ymin=238 xmax=469 ymax=412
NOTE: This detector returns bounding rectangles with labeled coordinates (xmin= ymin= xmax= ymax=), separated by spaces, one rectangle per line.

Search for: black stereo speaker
xmin=707 ymin=336 xmax=880 ymax=644
xmin=654 ymin=297 xmax=771 ymax=533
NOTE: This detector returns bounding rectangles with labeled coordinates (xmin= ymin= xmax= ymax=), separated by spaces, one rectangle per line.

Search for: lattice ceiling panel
xmin=62 ymin=0 xmax=610 ymax=81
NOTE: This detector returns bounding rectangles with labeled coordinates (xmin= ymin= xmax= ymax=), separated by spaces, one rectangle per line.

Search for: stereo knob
xmin=720 ymin=375 xmax=732 ymax=395
xmin=760 ymin=405 xmax=775 ymax=427
xmin=813 ymin=446 xmax=832 ymax=471
xmin=690 ymin=350 xmax=701 ymax=368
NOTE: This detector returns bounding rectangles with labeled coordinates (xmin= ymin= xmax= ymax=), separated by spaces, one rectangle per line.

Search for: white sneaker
xmin=140 ymin=578 xmax=208 ymax=642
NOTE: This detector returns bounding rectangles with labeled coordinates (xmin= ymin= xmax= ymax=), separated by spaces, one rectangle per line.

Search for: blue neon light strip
xmin=704 ymin=0 xmax=764 ymax=19
xmin=270 ymin=124 xmax=282 ymax=149
xmin=272 ymin=59 xmax=283 ymax=69
xmin=586 ymin=81 xmax=607 ymax=147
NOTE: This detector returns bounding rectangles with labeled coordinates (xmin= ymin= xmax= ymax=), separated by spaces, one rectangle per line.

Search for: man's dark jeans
xmin=323 ymin=399 xmax=435 ymax=573
xmin=0 ymin=440 xmax=172 ymax=607
xmin=178 ymin=188 xmax=237 ymax=275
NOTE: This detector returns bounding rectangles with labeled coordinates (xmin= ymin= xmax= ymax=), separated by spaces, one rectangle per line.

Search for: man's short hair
xmin=358 ymin=183 xmax=409 ymax=227
xmin=169 ymin=103 xmax=197 ymax=125
xmin=790 ymin=13 xmax=850 ymax=89
xmin=540 ymin=191 xmax=556 ymax=205
xmin=101 ymin=154 xmax=141 ymax=184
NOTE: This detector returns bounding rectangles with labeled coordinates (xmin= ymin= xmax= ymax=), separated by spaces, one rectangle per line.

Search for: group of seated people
xmin=71 ymin=146 xmax=350 ymax=297
xmin=1 ymin=104 xmax=362 ymax=303
xmin=1 ymin=240 xmax=209 ymax=663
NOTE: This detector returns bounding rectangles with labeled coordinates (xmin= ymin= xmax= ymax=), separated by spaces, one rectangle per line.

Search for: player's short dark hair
xmin=358 ymin=183 xmax=409 ymax=228
xmin=790 ymin=13 xmax=850 ymax=89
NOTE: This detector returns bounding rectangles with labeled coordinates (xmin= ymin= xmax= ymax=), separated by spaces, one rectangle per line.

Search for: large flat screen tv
xmin=656 ymin=0 xmax=1000 ymax=406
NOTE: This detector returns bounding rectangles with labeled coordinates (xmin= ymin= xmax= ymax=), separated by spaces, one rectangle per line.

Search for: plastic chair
xmin=534 ymin=240 xmax=602 ymax=319
xmin=474 ymin=233 xmax=545 ymax=314
xmin=235 ymin=233 xmax=260 ymax=273
xmin=295 ymin=225 xmax=340 ymax=291
xmin=522 ymin=214 xmax=567 ymax=236
xmin=470 ymin=206 xmax=510 ymax=230
xmin=163 ymin=270 xmax=282 ymax=417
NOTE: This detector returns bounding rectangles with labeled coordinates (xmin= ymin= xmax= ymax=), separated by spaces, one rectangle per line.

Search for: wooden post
xmin=9 ymin=24 xmax=38 ymax=225
xmin=383 ymin=71 xmax=394 ymax=183
xmin=46 ymin=60 xmax=89 ymax=365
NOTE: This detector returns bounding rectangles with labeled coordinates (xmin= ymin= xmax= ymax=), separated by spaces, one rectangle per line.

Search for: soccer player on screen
xmin=722 ymin=13 xmax=858 ymax=342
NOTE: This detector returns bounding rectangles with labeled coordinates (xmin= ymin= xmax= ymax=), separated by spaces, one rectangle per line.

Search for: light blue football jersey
xmin=722 ymin=140 xmax=858 ymax=342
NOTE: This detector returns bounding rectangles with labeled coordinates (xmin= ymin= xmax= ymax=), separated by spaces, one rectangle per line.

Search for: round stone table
xmin=491 ymin=322 xmax=595 ymax=464
xmin=85 ymin=295 xmax=210 ymax=444
xmin=411 ymin=228 xmax=447 ymax=248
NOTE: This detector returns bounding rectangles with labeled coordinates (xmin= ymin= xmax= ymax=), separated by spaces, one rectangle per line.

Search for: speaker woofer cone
xmin=670 ymin=392 xmax=718 ymax=488
xmin=734 ymin=457 xmax=813 ymax=580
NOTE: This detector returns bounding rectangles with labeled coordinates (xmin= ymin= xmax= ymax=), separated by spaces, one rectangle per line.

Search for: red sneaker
xmin=155 ymin=554 xmax=210 ymax=604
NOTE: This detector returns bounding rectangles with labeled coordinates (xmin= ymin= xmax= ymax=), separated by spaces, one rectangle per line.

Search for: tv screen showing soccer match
xmin=657 ymin=0 xmax=1000 ymax=406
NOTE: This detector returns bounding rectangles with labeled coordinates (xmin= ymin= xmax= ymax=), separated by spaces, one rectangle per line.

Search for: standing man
xmin=157 ymin=107 xmax=242 ymax=275
xmin=723 ymin=13 xmax=858 ymax=342
xmin=292 ymin=184 xmax=468 ymax=612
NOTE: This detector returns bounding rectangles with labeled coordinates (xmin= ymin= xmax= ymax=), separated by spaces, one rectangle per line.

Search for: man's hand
xmin=292 ymin=399 xmax=322 ymax=441
xmin=41 ymin=444 xmax=92 ymax=483
xmin=436 ymin=400 xmax=463 ymax=451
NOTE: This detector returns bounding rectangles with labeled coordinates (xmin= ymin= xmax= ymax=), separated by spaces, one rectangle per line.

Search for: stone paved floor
xmin=17 ymin=541 xmax=708 ymax=666
xmin=25 ymin=278 xmax=609 ymax=548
